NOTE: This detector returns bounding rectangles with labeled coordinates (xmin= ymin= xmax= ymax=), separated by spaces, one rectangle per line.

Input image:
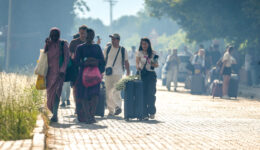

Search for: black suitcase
xmin=124 ymin=80 xmax=144 ymax=121
xmin=95 ymin=82 xmax=105 ymax=117
xmin=162 ymin=78 xmax=167 ymax=86
xmin=228 ymin=74 xmax=239 ymax=99
xmin=191 ymin=74 xmax=205 ymax=94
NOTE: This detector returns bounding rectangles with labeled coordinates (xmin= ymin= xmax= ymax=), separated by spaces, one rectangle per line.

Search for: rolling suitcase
xmin=184 ymin=75 xmax=192 ymax=89
xmin=95 ymin=82 xmax=105 ymax=117
xmin=212 ymin=80 xmax=223 ymax=98
xmin=228 ymin=74 xmax=239 ymax=99
xmin=191 ymin=74 xmax=205 ymax=94
xmin=162 ymin=78 xmax=167 ymax=86
xmin=124 ymin=80 xmax=144 ymax=121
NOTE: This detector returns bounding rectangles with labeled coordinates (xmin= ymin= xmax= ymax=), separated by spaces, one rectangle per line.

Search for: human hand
xmin=59 ymin=72 xmax=65 ymax=78
xmin=84 ymin=58 xmax=99 ymax=67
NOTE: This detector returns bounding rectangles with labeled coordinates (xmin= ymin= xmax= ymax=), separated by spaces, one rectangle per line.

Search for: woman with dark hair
xmin=74 ymin=28 xmax=105 ymax=124
xmin=221 ymin=46 xmax=236 ymax=99
xmin=136 ymin=38 xmax=159 ymax=120
xmin=45 ymin=27 xmax=69 ymax=122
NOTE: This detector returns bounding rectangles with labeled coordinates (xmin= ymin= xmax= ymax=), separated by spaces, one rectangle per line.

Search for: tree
xmin=0 ymin=0 xmax=86 ymax=68
xmin=73 ymin=10 xmax=180 ymax=50
xmin=145 ymin=0 xmax=260 ymax=48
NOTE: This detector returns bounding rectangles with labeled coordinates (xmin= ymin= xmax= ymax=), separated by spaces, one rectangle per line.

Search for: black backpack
xmin=105 ymin=46 xmax=125 ymax=71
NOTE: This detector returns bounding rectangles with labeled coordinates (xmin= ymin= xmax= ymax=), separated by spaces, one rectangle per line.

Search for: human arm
xmin=96 ymin=45 xmax=106 ymax=74
xmin=59 ymin=41 xmax=70 ymax=76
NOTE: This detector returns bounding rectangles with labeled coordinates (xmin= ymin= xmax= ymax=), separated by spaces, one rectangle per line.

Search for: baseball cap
xmin=109 ymin=33 xmax=120 ymax=40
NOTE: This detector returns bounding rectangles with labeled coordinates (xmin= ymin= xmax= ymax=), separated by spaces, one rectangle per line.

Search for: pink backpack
xmin=82 ymin=67 xmax=102 ymax=87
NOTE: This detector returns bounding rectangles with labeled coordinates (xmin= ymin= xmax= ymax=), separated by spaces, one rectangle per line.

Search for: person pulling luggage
xmin=136 ymin=38 xmax=159 ymax=120
xmin=220 ymin=46 xmax=236 ymax=99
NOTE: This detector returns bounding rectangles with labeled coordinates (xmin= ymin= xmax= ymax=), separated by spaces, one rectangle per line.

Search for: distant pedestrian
xmin=212 ymin=44 xmax=221 ymax=66
xmin=166 ymin=49 xmax=180 ymax=91
xmin=60 ymin=82 xmax=71 ymax=107
xmin=136 ymin=38 xmax=159 ymax=120
xmin=192 ymin=49 xmax=205 ymax=75
xmin=129 ymin=46 xmax=137 ymax=75
xmin=221 ymin=46 xmax=236 ymax=99
xmin=45 ymin=28 xmax=69 ymax=122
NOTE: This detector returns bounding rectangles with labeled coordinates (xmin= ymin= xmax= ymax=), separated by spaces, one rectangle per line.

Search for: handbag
xmin=141 ymin=58 xmax=148 ymax=77
xmin=36 ymin=75 xmax=46 ymax=90
xmin=105 ymin=47 xmax=121 ymax=76
xmin=34 ymin=49 xmax=48 ymax=77
xmin=82 ymin=67 xmax=102 ymax=87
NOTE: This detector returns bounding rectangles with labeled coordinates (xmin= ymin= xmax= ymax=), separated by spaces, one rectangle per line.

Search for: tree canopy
xmin=73 ymin=10 xmax=180 ymax=50
xmin=145 ymin=0 xmax=260 ymax=49
xmin=0 ymin=0 xmax=81 ymax=68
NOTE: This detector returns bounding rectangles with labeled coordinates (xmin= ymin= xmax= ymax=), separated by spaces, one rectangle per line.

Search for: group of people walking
xmin=44 ymin=25 xmax=159 ymax=124
xmin=163 ymin=43 xmax=237 ymax=99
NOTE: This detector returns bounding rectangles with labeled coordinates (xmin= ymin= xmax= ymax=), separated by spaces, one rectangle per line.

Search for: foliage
xmin=0 ymin=0 xmax=79 ymax=68
xmin=115 ymin=76 xmax=139 ymax=91
xmin=156 ymin=29 xmax=196 ymax=51
xmin=145 ymin=0 xmax=260 ymax=51
xmin=72 ymin=10 xmax=179 ymax=50
xmin=0 ymin=73 xmax=44 ymax=140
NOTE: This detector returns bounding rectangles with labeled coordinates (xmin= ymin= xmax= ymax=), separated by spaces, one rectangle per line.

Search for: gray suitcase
xmin=191 ymin=74 xmax=205 ymax=94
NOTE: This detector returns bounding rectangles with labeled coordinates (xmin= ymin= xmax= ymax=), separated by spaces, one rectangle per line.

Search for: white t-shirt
xmin=222 ymin=51 xmax=235 ymax=67
xmin=136 ymin=50 xmax=158 ymax=72
xmin=104 ymin=46 xmax=128 ymax=75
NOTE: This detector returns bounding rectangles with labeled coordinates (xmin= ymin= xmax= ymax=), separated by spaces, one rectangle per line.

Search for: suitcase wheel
xmin=138 ymin=118 xmax=142 ymax=121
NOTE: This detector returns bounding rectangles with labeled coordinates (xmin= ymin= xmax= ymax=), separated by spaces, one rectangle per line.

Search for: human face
xmin=141 ymin=40 xmax=149 ymax=51
xmin=111 ymin=38 xmax=120 ymax=47
xmin=79 ymin=29 xmax=87 ymax=40
xmin=50 ymin=30 xmax=60 ymax=42
xmin=199 ymin=50 xmax=205 ymax=56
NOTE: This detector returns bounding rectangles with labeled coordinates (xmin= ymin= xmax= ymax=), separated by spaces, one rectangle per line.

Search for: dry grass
xmin=0 ymin=72 xmax=44 ymax=140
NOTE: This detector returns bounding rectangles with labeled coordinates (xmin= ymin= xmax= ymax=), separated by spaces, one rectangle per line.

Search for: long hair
xmin=227 ymin=46 xmax=234 ymax=53
xmin=139 ymin=37 xmax=153 ymax=58
xmin=86 ymin=28 xmax=95 ymax=45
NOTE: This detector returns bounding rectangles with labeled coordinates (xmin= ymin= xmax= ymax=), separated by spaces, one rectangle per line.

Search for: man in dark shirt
xmin=211 ymin=44 xmax=221 ymax=66
xmin=70 ymin=25 xmax=88 ymax=59
xmin=69 ymin=25 xmax=88 ymax=112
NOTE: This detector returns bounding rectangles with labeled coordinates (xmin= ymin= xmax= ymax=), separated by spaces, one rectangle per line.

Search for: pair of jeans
xmin=141 ymin=71 xmax=157 ymax=116
xmin=61 ymin=82 xmax=71 ymax=103
xmin=166 ymin=66 xmax=178 ymax=89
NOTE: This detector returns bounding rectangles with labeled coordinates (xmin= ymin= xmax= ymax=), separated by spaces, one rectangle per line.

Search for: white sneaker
xmin=222 ymin=95 xmax=230 ymax=99
xmin=150 ymin=114 xmax=155 ymax=119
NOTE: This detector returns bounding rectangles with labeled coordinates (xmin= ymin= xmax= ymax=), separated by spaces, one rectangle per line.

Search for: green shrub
xmin=0 ymin=73 xmax=43 ymax=140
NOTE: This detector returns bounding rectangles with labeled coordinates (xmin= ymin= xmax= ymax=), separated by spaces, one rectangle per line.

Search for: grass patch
xmin=0 ymin=72 xmax=44 ymax=140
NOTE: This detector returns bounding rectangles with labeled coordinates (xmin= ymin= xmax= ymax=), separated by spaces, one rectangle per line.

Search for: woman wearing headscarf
xmin=74 ymin=28 xmax=105 ymax=124
xmin=45 ymin=28 xmax=69 ymax=122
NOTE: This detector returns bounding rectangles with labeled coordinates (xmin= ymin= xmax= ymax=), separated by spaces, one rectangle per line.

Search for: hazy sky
xmin=78 ymin=0 xmax=145 ymax=25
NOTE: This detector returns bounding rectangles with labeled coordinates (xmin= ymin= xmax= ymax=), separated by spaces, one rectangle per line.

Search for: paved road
xmin=46 ymin=85 xmax=260 ymax=150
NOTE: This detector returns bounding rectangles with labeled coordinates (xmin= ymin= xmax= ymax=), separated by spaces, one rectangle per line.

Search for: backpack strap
xmin=59 ymin=40 xmax=65 ymax=68
xmin=105 ymin=45 xmax=112 ymax=65
xmin=121 ymin=47 xmax=125 ymax=71
xmin=106 ymin=46 xmax=126 ymax=71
